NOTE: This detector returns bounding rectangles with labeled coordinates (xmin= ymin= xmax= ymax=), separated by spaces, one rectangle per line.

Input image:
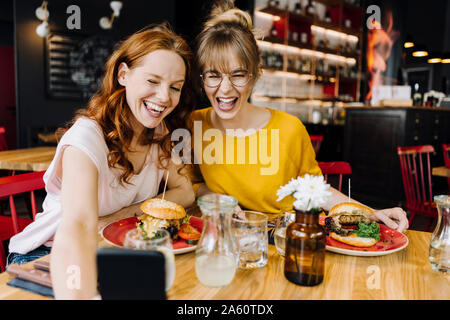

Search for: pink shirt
xmin=9 ymin=118 xmax=166 ymax=254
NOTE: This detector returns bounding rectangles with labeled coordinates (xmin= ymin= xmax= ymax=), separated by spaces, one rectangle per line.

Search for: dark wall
xmin=14 ymin=0 xmax=175 ymax=147
xmin=0 ymin=0 xmax=15 ymax=148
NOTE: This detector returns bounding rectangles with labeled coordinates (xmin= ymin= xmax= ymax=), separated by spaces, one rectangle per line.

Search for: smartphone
xmin=97 ymin=247 xmax=166 ymax=300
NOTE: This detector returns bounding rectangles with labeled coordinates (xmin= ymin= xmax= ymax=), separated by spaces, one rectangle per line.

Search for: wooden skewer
xmin=162 ymin=170 xmax=169 ymax=200
xmin=348 ymin=178 xmax=351 ymax=202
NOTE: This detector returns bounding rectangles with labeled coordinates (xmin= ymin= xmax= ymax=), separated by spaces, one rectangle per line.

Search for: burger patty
xmin=325 ymin=213 xmax=371 ymax=236
xmin=338 ymin=214 xmax=370 ymax=225
xmin=325 ymin=217 xmax=351 ymax=236
xmin=139 ymin=215 xmax=181 ymax=240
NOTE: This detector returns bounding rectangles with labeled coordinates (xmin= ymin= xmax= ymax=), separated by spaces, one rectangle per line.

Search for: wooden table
xmin=0 ymin=146 xmax=56 ymax=172
xmin=433 ymin=166 xmax=450 ymax=178
xmin=0 ymin=203 xmax=449 ymax=300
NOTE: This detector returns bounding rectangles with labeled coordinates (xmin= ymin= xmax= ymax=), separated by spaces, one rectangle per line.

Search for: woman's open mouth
xmin=216 ymin=97 xmax=238 ymax=112
xmin=144 ymin=101 xmax=167 ymax=118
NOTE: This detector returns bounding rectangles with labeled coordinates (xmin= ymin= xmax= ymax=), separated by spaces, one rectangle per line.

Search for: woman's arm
xmin=195 ymin=183 xmax=215 ymax=198
xmin=156 ymin=158 xmax=195 ymax=208
xmin=50 ymin=146 xmax=99 ymax=299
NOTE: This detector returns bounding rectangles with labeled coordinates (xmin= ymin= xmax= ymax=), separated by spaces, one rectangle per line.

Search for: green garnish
xmin=354 ymin=222 xmax=381 ymax=241
xmin=182 ymin=214 xmax=192 ymax=224
xmin=138 ymin=221 xmax=150 ymax=240
xmin=151 ymin=230 xmax=165 ymax=240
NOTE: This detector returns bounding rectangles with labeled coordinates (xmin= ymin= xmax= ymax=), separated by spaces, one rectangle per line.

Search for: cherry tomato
xmin=178 ymin=223 xmax=201 ymax=240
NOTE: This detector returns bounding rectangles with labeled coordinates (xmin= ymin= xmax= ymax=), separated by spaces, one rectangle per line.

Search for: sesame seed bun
xmin=140 ymin=198 xmax=186 ymax=220
xmin=328 ymin=202 xmax=373 ymax=218
xmin=330 ymin=232 xmax=378 ymax=247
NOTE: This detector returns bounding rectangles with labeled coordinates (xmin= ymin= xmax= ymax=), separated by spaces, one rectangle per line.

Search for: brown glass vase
xmin=284 ymin=209 xmax=326 ymax=286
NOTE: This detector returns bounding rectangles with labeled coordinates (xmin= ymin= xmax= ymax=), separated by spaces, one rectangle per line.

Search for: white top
xmin=9 ymin=118 xmax=166 ymax=254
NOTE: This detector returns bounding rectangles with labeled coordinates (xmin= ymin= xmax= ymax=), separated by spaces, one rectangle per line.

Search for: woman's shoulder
xmin=188 ymin=107 xmax=212 ymax=130
xmin=267 ymin=108 xmax=306 ymax=132
xmin=60 ymin=117 xmax=106 ymax=149
xmin=190 ymin=107 xmax=211 ymax=121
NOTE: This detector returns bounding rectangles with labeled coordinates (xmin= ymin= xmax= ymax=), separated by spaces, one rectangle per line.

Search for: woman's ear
xmin=117 ymin=62 xmax=130 ymax=86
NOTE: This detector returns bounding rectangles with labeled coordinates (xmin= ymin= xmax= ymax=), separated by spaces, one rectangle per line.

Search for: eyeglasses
xmin=200 ymin=70 xmax=253 ymax=88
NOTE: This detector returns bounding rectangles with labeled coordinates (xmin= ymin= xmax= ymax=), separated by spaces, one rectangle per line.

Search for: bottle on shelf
xmin=300 ymin=32 xmax=308 ymax=44
xmin=413 ymin=83 xmax=423 ymax=106
xmin=324 ymin=10 xmax=331 ymax=23
xmin=302 ymin=57 xmax=311 ymax=73
xmin=287 ymin=54 xmax=295 ymax=71
xmin=344 ymin=19 xmax=352 ymax=28
xmin=316 ymin=58 xmax=324 ymax=76
xmin=294 ymin=55 xmax=302 ymax=72
xmin=305 ymin=0 xmax=317 ymax=18
xmin=289 ymin=28 xmax=299 ymax=42
xmin=268 ymin=0 xmax=279 ymax=8
xmin=293 ymin=1 xmax=302 ymax=15
xmin=270 ymin=22 xmax=278 ymax=38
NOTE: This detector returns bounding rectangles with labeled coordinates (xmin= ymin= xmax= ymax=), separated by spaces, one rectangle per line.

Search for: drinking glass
xmin=273 ymin=211 xmax=295 ymax=257
xmin=429 ymin=195 xmax=450 ymax=273
xmin=123 ymin=228 xmax=175 ymax=291
xmin=231 ymin=211 xmax=268 ymax=269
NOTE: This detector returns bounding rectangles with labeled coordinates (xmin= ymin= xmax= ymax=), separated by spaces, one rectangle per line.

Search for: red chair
xmin=0 ymin=171 xmax=46 ymax=272
xmin=443 ymin=144 xmax=450 ymax=191
xmin=310 ymin=135 xmax=324 ymax=155
xmin=397 ymin=145 xmax=437 ymax=231
xmin=0 ymin=127 xmax=7 ymax=151
xmin=318 ymin=161 xmax=352 ymax=192
xmin=0 ymin=127 xmax=11 ymax=214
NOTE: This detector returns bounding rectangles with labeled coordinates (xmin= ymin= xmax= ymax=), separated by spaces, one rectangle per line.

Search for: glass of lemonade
xmin=124 ymin=228 xmax=175 ymax=291
xmin=195 ymin=194 xmax=238 ymax=287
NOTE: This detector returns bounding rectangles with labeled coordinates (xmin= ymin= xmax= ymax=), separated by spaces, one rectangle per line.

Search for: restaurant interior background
xmin=0 ymin=0 xmax=449 ymax=230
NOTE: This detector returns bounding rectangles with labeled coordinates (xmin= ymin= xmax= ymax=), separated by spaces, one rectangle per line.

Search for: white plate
xmin=99 ymin=217 xmax=198 ymax=255
xmin=325 ymin=236 xmax=409 ymax=257
xmin=101 ymin=234 xmax=197 ymax=255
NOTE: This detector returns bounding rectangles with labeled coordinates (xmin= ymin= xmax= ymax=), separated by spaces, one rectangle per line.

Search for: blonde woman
xmin=189 ymin=0 xmax=408 ymax=232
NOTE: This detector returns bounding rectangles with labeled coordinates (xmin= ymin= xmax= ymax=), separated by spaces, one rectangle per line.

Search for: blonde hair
xmin=196 ymin=0 xmax=261 ymax=82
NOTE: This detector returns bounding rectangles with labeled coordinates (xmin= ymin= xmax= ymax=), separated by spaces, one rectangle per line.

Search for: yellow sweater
xmin=188 ymin=107 xmax=321 ymax=217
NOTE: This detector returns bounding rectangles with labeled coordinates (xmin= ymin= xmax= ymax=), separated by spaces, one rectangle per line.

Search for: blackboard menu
xmin=45 ymin=32 xmax=115 ymax=101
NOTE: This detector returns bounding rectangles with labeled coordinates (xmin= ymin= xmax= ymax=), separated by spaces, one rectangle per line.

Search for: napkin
xmin=6 ymin=261 xmax=54 ymax=298
xmin=7 ymin=278 xmax=54 ymax=298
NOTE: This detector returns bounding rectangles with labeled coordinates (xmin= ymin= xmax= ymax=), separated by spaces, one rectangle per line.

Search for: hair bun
xmin=206 ymin=0 xmax=253 ymax=31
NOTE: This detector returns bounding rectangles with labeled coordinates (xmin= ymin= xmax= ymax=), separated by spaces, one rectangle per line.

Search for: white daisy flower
xmin=277 ymin=174 xmax=331 ymax=212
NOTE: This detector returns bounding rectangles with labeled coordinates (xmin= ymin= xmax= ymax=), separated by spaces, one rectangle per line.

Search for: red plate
xmin=101 ymin=216 xmax=203 ymax=254
xmin=319 ymin=215 xmax=409 ymax=257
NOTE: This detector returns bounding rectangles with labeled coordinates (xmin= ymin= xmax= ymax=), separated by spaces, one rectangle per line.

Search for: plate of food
xmin=101 ymin=198 xmax=203 ymax=254
xmin=320 ymin=202 xmax=409 ymax=257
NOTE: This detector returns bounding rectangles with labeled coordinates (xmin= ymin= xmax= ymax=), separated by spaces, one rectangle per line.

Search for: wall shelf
xmin=252 ymin=0 xmax=365 ymax=114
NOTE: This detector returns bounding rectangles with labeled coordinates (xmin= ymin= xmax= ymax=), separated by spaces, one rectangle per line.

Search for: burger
xmin=324 ymin=202 xmax=381 ymax=247
xmin=137 ymin=198 xmax=186 ymax=241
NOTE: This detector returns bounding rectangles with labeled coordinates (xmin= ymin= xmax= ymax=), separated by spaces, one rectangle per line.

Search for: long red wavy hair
xmin=73 ymin=24 xmax=195 ymax=185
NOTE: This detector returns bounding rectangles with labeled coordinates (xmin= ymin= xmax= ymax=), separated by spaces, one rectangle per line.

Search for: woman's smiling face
xmin=202 ymin=51 xmax=254 ymax=121
xmin=118 ymin=49 xmax=186 ymax=132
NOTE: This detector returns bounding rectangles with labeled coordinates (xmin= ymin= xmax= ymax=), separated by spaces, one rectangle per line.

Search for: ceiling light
xmin=412 ymin=44 xmax=428 ymax=57
xmin=404 ymin=35 xmax=414 ymax=49
xmin=427 ymin=53 xmax=442 ymax=64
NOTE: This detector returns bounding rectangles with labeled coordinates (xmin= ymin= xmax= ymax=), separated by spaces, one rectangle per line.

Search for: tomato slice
xmin=342 ymin=225 xmax=359 ymax=230
xmin=178 ymin=223 xmax=201 ymax=240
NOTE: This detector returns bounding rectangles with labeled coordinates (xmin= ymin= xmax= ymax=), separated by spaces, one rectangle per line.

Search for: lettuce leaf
xmin=354 ymin=222 xmax=380 ymax=241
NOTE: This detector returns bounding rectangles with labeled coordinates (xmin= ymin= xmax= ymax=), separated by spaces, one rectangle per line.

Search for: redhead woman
xmin=189 ymin=1 xmax=408 ymax=232
xmin=8 ymin=24 xmax=195 ymax=299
